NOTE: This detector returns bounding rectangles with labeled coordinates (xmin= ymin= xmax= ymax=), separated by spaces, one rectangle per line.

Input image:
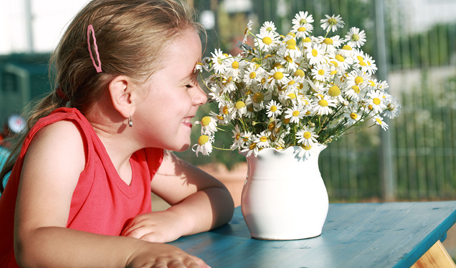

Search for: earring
xmin=128 ymin=113 xmax=133 ymax=127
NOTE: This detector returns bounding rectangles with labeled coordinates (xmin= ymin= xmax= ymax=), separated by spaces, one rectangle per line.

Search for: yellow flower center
xmin=350 ymin=112 xmax=358 ymax=120
xmin=236 ymin=133 xmax=240 ymax=140
xmin=328 ymin=86 xmax=340 ymax=97
xmin=292 ymin=110 xmax=300 ymax=117
xmin=286 ymin=44 xmax=296 ymax=50
xmin=201 ymin=116 xmax=211 ymax=126
xmin=352 ymin=34 xmax=360 ymax=41
xmin=273 ymin=71 xmax=284 ymax=80
xmin=286 ymin=39 xmax=296 ymax=46
xmin=288 ymin=93 xmax=296 ymax=99
xmin=302 ymin=144 xmax=312 ymax=150
xmin=235 ymin=101 xmax=246 ymax=109
xmin=268 ymin=122 xmax=275 ymax=131
xmin=249 ymin=72 xmax=256 ymax=79
xmin=294 ymin=69 xmax=305 ymax=77
xmin=262 ymin=37 xmax=272 ymax=45
xmin=284 ymin=55 xmax=293 ymax=63
xmin=323 ymin=38 xmax=333 ymax=45
xmin=376 ymin=118 xmax=382 ymax=124
xmin=288 ymin=80 xmax=295 ymax=85
xmin=245 ymin=89 xmax=253 ymax=96
xmin=330 ymin=70 xmax=338 ymax=75
xmin=232 ymin=61 xmax=239 ymax=69
xmin=303 ymin=132 xmax=312 ymax=139
xmin=270 ymin=105 xmax=277 ymax=112
xmin=298 ymin=27 xmax=306 ymax=32
xmin=222 ymin=106 xmax=229 ymax=115
xmin=249 ymin=143 xmax=257 ymax=150
xmin=359 ymin=61 xmax=367 ymax=66
xmin=253 ymin=92 xmax=264 ymax=103
xmin=318 ymin=99 xmax=328 ymax=107
xmin=318 ymin=69 xmax=325 ymax=75
xmin=273 ymin=63 xmax=284 ymax=69
xmin=357 ymin=56 xmax=364 ymax=62
xmin=342 ymin=45 xmax=352 ymax=50
xmin=335 ymin=54 xmax=345 ymax=62
xmin=369 ymin=80 xmax=376 ymax=87
xmin=217 ymin=57 xmax=223 ymax=64
xmin=355 ymin=76 xmax=364 ymax=85
xmin=368 ymin=104 xmax=373 ymax=110
xmin=284 ymin=118 xmax=290 ymax=124
xmin=198 ymin=135 xmax=209 ymax=145
xmin=330 ymin=61 xmax=338 ymax=67
xmin=266 ymin=27 xmax=273 ymax=32
xmin=328 ymin=18 xmax=337 ymax=25
xmin=217 ymin=115 xmax=224 ymax=120
xmin=303 ymin=37 xmax=311 ymax=43
xmin=299 ymin=19 xmax=307 ymax=24
xmin=311 ymin=49 xmax=318 ymax=57
xmin=373 ymin=98 xmax=381 ymax=105
xmin=260 ymin=136 xmax=268 ymax=142
xmin=352 ymin=85 xmax=360 ymax=93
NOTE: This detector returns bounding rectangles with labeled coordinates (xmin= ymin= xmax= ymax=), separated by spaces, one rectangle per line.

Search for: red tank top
xmin=0 ymin=108 xmax=164 ymax=267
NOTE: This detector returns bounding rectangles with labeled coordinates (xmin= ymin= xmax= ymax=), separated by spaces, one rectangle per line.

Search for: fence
xmin=180 ymin=0 xmax=456 ymax=202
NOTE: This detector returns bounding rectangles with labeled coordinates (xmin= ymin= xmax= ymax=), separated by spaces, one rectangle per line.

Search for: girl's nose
xmin=192 ymin=84 xmax=208 ymax=106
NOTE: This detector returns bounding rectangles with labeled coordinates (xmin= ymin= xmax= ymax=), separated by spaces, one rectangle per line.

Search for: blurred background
xmin=1 ymin=0 xmax=456 ymax=259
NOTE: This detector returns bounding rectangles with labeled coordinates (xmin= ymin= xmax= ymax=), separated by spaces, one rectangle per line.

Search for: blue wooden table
xmin=170 ymin=201 xmax=456 ymax=268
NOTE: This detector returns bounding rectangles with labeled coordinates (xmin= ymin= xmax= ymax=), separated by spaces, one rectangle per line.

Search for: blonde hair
xmin=0 ymin=0 xmax=201 ymax=191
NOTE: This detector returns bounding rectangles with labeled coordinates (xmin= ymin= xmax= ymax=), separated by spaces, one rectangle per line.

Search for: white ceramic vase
xmin=240 ymin=145 xmax=329 ymax=240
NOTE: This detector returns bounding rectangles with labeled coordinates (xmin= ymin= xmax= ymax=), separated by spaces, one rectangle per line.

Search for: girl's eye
xmin=186 ymin=84 xmax=193 ymax=88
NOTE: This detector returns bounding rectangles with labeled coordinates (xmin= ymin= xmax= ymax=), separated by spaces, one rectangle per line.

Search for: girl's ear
xmin=108 ymin=75 xmax=136 ymax=119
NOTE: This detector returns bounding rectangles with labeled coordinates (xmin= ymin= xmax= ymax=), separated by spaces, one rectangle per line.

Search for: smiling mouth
xmin=182 ymin=118 xmax=193 ymax=127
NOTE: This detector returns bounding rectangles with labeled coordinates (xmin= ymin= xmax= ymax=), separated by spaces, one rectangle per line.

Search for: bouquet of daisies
xmin=193 ymin=12 xmax=401 ymax=158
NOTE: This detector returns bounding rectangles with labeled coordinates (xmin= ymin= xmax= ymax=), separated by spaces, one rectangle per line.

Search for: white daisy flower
xmin=320 ymin=14 xmax=344 ymax=32
xmin=297 ymin=144 xmax=319 ymax=159
xmin=266 ymin=100 xmax=283 ymax=118
xmin=339 ymin=44 xmax=355 ymax=57
xmin=305 ymin=44 xmax=327 ymax=65
xmin=230 ymin=125 xmax=243 ymax=150
xmin=317 ymin=35 xmax=343 ymax=53
xmin=255 ymin=30 xmax=278 ymax=52
xmin=326 ymin=83 xmax=345 ymax=103
xmin=196 ymin=116 xmax=217 ymax=135
xmin=363 ymin=54 xmax=377 ymax=75
xmin=344 ymin=105 xmax=363 ymax=126
xmin=292 ymin=11 xmax=314 ymax=26
xmin=243 ymin=20 xmax=254 ymax=43
xmin=344 ymin=84 xmax=362 ymax=101
xmin=241 ymin=141 xmax=260 ymax=157
xmin=233 ymin=100 xmax=247 ymax=118
xmin=194 ymin=62 xmax=203 ymax=73
xmin=243 ymin=64 xmax=263 ymax=85
xmin=211 ymin=48 xmax=227 ymax=74
xmin=346 ymin=70 xmax=370 ymax=90
xmin=311 ymin=63 xmax=329 ymax=82
xmin=210 ymin=111 xmax=230 ymax=125
xmin=284 ymin=104 xmax=305 ymax=123
xmin=345 ymin=27 xmax=366 ymax=48
xmin=367 ymin=90 xmax=387 ymax=114
xmin=193 ymin=135 xmax=214 ymax=156
xmin=268 ymin=67 xmax=289 ymax=87
xmin=296 ymin=126 xmax=319 ymax=146
xmin=225 ymin=57 xmax=244 ymax=79
xmin=376 ymin=80 xmax=389 ymax=91
xmin=253 ymin=130 xmax=271 ymax=148
xmin=383 ymin=96 xmax=401 ymax=119
xmin=260 ymin=21 xmax=278 ymax=35
xmin=292 ymin=23 xmax=314 ymax=39
xmin=373 ymin=115 xmax=388 ymax=130
xmin=312 ymin=94 xmax=337 ymax=115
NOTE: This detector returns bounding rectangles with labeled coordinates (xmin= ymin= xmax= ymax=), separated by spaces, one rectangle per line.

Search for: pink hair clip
xmin=87 ymin=24 xmax=102 ymax=73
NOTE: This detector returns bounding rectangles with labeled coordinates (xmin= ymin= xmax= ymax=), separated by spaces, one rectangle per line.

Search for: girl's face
xmin=134 ymin=28 xmax=207 ymax=152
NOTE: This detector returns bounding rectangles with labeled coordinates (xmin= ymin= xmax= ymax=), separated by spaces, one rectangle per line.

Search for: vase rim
xmin=239 ymin=144 xmax=327 ymax=157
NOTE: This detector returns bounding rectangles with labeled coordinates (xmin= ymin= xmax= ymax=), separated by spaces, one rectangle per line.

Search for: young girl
xmin=0 ymin=0 xmax=234 ymax=267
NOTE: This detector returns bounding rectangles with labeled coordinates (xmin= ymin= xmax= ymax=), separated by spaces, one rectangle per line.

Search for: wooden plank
xmin=412 ymin=241 xmax=456 ymax=268
xmin=170 ymin=202 xmax=456 ymax=268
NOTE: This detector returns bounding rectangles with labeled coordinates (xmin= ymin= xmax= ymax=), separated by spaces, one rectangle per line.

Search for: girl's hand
xmin=121 ymin=211 xmax=183 ymax=243
xmin=127 ymin=242 xmax=210 ymax=268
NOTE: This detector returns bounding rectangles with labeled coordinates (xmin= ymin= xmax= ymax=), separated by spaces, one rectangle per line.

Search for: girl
xmin=0 ymin=0 xmax=234 ymax=267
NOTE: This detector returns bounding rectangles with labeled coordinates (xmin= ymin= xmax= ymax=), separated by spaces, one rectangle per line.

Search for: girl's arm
xmin=121 ymin=151 xmax=235 ymax=243
xmin=14 ymin=122 xmax=207 ymax=268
